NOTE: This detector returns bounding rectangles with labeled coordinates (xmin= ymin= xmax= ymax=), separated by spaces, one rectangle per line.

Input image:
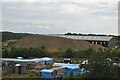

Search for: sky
xmin=1 ymin=0 xmax=119 ymax=35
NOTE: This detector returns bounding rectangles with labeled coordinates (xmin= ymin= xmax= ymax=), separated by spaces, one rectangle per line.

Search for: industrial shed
xmin=53 ymin=35 xmax=113 ymax=47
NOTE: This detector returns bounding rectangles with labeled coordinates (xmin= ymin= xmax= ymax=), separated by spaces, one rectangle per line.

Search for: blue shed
xmin=40 ymin=57 xmax=54 ymax=65
xmin=41 ymin=69 xmax=54 ymax=79
xmin=60 ymin=64 xmax=85 ymax=77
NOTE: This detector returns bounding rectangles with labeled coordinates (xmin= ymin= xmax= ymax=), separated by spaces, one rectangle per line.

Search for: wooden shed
xmin=15 ymin=63 xmax=27 ymax=74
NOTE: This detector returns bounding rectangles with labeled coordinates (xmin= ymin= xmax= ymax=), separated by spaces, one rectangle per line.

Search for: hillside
xmin=12 ymin=35 xmax=93 ymax=52
xmin=1 ymin=32 xmax=33 ymax=42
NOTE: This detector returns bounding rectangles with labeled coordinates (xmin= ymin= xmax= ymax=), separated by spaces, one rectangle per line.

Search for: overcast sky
xmin=1 ymin=0 xmax=119 ymax=35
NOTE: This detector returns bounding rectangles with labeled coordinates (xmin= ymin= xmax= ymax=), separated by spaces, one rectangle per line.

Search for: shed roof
xmin=53 ymin=63 xmax=79 ymax=67
xmin=2 ymin=58 xmax=20 ymax=62
xmin=53 ymin=63 xmax=67 ymax=67
xmin=60 ymin=64 xmax=80 ymax=69
xmin=41 ymin=69 xmax=54 ymax=73
xmin=64 ymin=58 xmax=72 ymax=60
xmin=40 ymin=57 xmax=53 ymax=61
xmin=16 ymin=57 xmax=23 ymax=59
xmin=16 ymin=59 xmax=34 ymax=62
xmin=2 ymin=57 xmax=53 ymax=62
xmin=53 ymin=35 xmax=113 ymax=41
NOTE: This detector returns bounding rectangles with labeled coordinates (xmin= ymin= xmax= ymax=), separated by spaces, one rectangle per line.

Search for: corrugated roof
xmin=53 ymin=35 xmax=113 ymax=41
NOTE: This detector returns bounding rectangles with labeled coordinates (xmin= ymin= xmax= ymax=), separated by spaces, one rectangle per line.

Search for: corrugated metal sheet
xmin=53 ymin=35 xmax=113 ymax=41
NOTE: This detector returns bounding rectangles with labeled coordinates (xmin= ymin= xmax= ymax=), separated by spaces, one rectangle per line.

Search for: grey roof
xmin=2 ymin=58 xmax=21 ymax=62
xmin=53 ymin=35 xmax=113 ymax=41
xmin=1 ymin=57 xmax=53 ymax=62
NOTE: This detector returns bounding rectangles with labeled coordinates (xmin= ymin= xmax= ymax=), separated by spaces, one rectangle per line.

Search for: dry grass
xmin=12 ymin=35 xmax=90 ymax=52
xmin=12 ymin=35 xmax=105 ymax=52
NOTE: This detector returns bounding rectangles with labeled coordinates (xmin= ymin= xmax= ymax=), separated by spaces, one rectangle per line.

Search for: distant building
xmin=53 ymin=35 xmax=114 ymax=47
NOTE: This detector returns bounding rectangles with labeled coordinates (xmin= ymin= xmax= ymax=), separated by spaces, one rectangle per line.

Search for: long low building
xmin=2 ymin=57 xmax=54 ymax=63
xmin=53 ymin=35 xmax=114 ymax=47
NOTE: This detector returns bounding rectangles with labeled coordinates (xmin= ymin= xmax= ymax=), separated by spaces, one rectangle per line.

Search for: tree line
xmin=1 ymin=32 xmax=34 ymax=42
xmin=65 ymin=32 xmax=114 ymax=36
xmin=2 ymin=47 xmax=120 ymax=59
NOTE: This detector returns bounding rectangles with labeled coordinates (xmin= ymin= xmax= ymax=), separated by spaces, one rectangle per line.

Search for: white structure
xmin=52 ymin=35 xmax=113 ymax=47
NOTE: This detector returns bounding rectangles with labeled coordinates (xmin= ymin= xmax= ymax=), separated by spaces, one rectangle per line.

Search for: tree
xmin=2 ymin=49 xmax=9 ymax=58
xmin=41 ymin=45 xmax=46 ymax=50
xmin=65 ymin=48 xmax=74 ymax=58
xmin=85 ymin=49 xmax=119 ymax=78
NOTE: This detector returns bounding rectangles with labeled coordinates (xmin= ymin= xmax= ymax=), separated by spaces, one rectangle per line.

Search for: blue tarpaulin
xmin=40 ymin=64 xmax=86 ymax=79
xmin=60 ymin=64 xmax=85 ymax=77
xmin=41 ymin=69 xmax=54 ymax=79
xmin=16 ymin=57 xmax=23 ymax=59
xmin=15 ymin=57 xmax=54 ymax=64
xmin=15 ymin=59 xmax=34 ymax=62
xmin=40 ymin=57 xmax=54 ymax=65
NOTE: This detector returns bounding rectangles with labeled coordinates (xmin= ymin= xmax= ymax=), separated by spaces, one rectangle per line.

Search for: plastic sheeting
xmin=41 ymin=69 xmax=54 ymax=79
xmin=60 ymin=64 xmax=85 ymax=77
xmin=16 ymin=57 xmax=23 ymax=59
xmin=40 ymin=65 xmax=86 ymax=79
xmin=40 ymin=57 xmax=54 ymax=65
xmin=40 ymin=57 xmax=53 ymax=61
xmin=60 ymin=64 xmax=79 ymax=70
xmin=15 ymin=57 xmax=54 ymax=64
xmin=15 ymin=59 xmax=34 ymax=62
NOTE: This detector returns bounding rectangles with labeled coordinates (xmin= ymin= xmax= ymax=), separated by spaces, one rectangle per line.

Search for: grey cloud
xmin=2 ymin=1 xmax=118 ymax=34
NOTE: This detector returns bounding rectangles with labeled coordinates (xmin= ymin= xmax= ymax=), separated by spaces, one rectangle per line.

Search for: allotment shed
xmin=41 ymin=69 xmax=54 ymax=79
xmin=60 ymin=64 xmax=85 ymax=77
xmin=40 ymin=67 xmax=66 ymax=79
xmin=40 ymin=57 xmax=54 ymax=65
xmin=15 ymin=63 xmax=27 ymax=74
